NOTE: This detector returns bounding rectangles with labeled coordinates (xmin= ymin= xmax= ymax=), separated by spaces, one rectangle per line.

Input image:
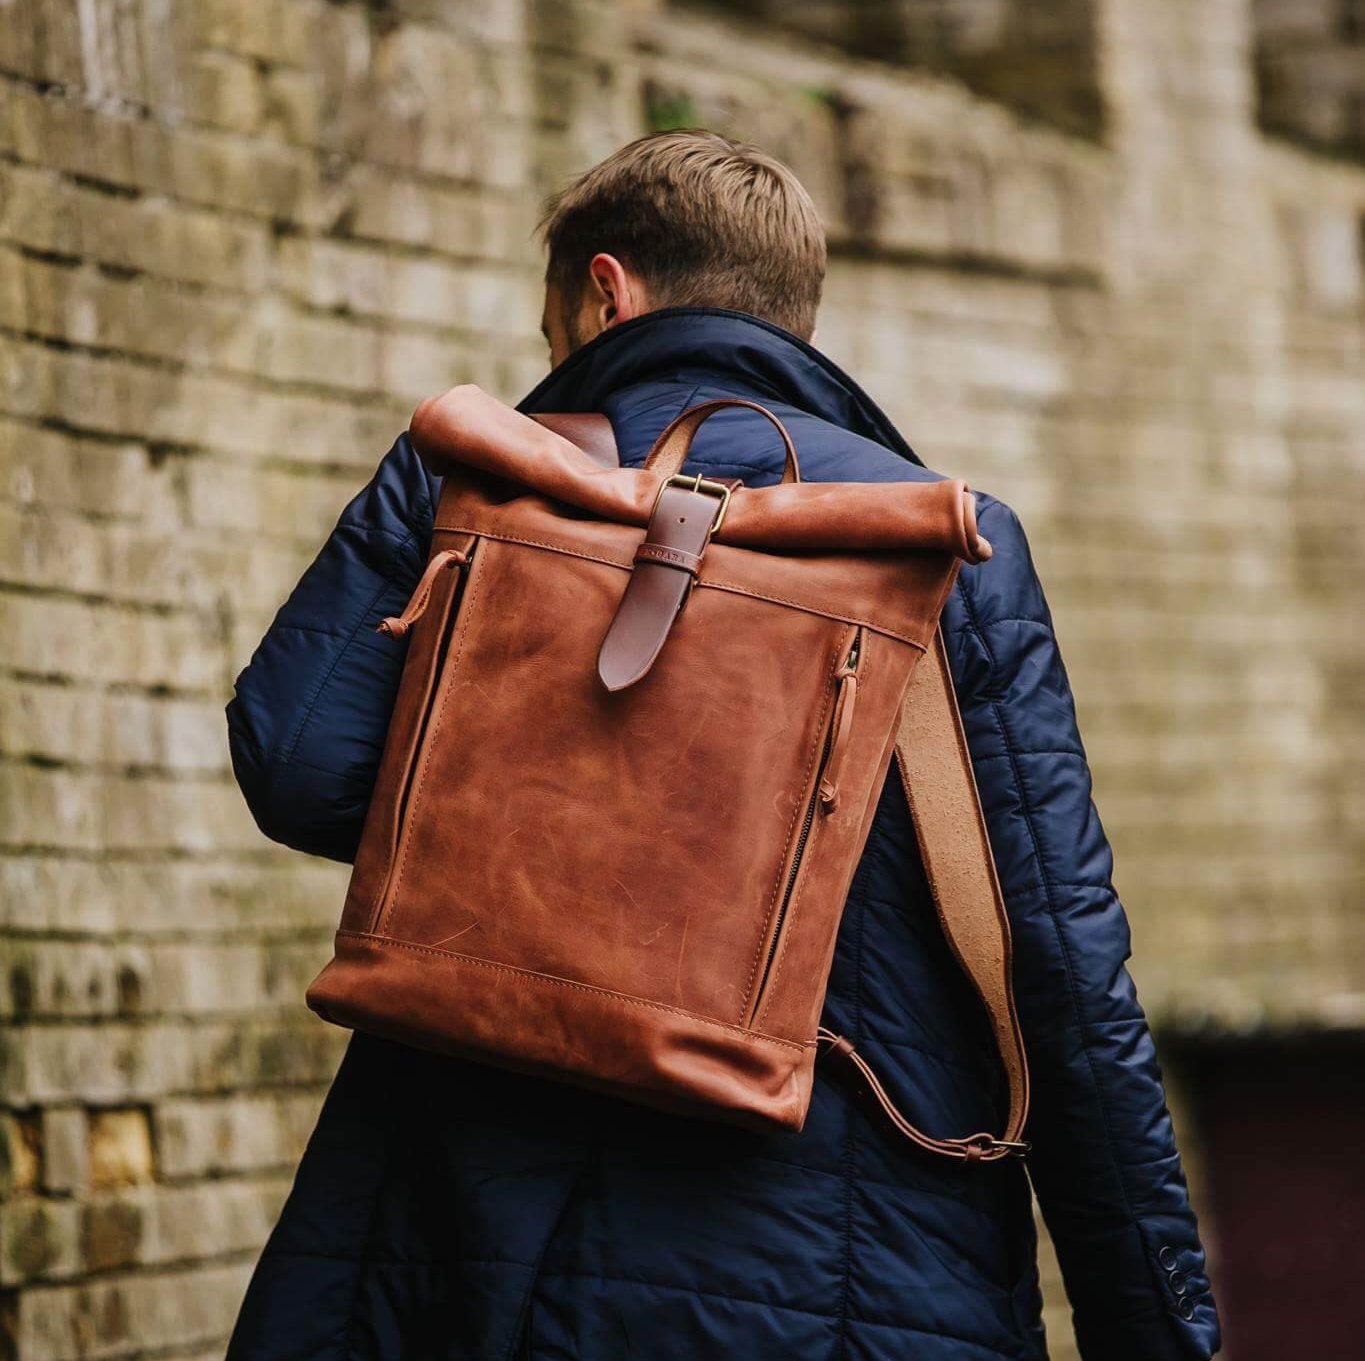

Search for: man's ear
xmin=586 ymin=253 xmax=646 ymax=331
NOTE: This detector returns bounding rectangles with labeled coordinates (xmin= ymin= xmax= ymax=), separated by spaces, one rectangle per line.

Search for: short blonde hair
xmin=541 ymin=130 xmax=826 ymax=340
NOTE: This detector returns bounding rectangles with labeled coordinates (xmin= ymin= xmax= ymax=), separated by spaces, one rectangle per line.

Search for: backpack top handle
xmin=644 ymin=399 xmax=801 ymax=485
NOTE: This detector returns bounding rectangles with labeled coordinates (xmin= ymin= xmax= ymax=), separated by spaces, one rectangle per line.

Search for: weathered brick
xmin=0 ymin=1109 xmax=42 ymax=1195
xmin=0 ymin=763 xmax=263 ymax=857
xmin=0 ymin=857 xmax=345 ymax=936
xmin=0 ymin=593 xmax=223 ymax=691
xmin=0 ymin=337 xmax=408 ymax=464
xmin=0 ymin=679 xmax=226 ymax=774
xmin=344 ymin=168 xmax=537 ymax=264
xmin=195 ymin=0 xmax=320 ymax=70
xmin=276 ymin=236 xmax=541 ymax=334
xmin=14 ymin=1260 xmax=254 ymax=1361
xmin=87 ymin=1109 xmax=154 ymax=1189
xmin=0 ymin=160 xmax=271 ymax=292
xmin=80 ymin=1197 xmax=146 ymax=1275
xmin=17 ymin=253 xmax=257 ymax=371
xmin=79 ymin=1178 xmax=290 ymax=1272
xmin=0 ymin=1196 xmax=81 ymax=1284
xmin=0 ymin=939 xmax=318 ymax=1023
xmin=182 ymin=458 xmax=354 ymax=542
xmin=80 ymin=194 xmax=272 ymax=294
xmin=40 ymin=1107 xmax=88 ymax=1194
xmin=6 ymin=1017 xmax=344 ymax=1105
xmin=154 ymin=1092 xmax=323 ymax=1179
xmin=262 ymin=67 xmax=323 ymax=147
xmin=0 ymin=419 xmax=180 ymax=527
xmin=186 ymin=52 xmax=265 ymax=135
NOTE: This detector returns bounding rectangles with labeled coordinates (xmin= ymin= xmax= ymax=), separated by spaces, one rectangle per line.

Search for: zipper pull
xmin=378 ymin=548 xmax=468 ymax=638
xmin=819 ymin=630 xmax=863 ymax=814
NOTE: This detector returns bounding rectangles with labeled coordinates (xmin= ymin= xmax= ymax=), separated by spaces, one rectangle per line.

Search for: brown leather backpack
xmin=307 ymin=388 xmax=1030 ymax=1163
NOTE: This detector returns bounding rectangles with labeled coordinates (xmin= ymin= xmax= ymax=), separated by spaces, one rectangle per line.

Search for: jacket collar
xmin=518 ymin=307 xmax=920 ymax=466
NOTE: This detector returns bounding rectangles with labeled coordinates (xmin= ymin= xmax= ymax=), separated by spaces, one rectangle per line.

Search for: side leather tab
xmin=597 ymin=480 xmax=723 ymax=692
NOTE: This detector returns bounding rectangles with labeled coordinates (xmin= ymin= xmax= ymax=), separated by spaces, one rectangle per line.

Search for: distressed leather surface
xmin=308 ymin=392 xmax=976 ymax=1133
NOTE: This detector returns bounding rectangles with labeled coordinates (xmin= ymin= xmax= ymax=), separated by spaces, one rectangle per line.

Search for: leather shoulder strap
xmin=531 ymin=407 xmax=1028 ymax=1161
xmin=820 ymin=628 xmax=1030 ymax=1162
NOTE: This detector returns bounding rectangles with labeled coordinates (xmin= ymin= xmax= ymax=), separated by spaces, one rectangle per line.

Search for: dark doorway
xmin=1180 ymin=1038 xmax=1365 ymax=1360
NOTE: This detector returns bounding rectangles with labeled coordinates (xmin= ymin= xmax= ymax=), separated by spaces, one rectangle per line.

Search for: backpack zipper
xmin=748 ymin=625 xmax=864 ymax=1025
xmin=369 ymin=545 xmax=476 ymax=934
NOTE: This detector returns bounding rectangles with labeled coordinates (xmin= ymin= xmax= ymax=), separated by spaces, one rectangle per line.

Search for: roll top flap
xmin=411 ymin=385 xmax=990 ymax=564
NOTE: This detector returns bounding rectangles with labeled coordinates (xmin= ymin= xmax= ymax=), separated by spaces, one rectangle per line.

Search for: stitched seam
xmin=688 ymin=580 xmax=926 ymax=649
xmin=414 ymin=455 xmax=436 ymax=527
xmin=965 ymin=876 xmax=1112 ymax=900
xmin=335 ymin=523 xmax=414 ymax=544
xmin=280 ymin=527 xmax=417 ymax=767
xmin=946 ymin=616 xmax=1054 ymax=633
xmin=528 ymin=1269 xmax=1022 ymax=1353
xmin=835 ymin=799 xmax=884 ymax=1361
xmin=505 ymin=1157 xmax=588 ymax=1361
xmin=958 ymin=575 xmax=1140 ymax=1227
xmin=266 ymin=623 xmax=374 ymax=641
xmin=730 ymin=1146 xmax=1012 ymax=1209
xmin=862 ymin=1033 xmax=993 ymax=1073
xmin=740 ymin=631 xmax=847 ymax=1022
xmin=431 ymin=524 xmax=930 ymax=649
xmin=260 ymin=1248 xmax=536 ymax=1267
xmin=335 ymin=1094 xmax=396 ymax=1361
xmin=379 ymin=547 xmax=486 ymax=935
xmin=432 ymin=525 xmax=626 ymax=564
xmin=757 ymin=623 xmax=867 ymax=1027
xmin=338 ymin=931 xmax=813 ymax=1051
xmin=275 ymin=756 xmax=376 ymax=783
xmin=972 ymin=750 xmax=1086 ymax=762
xmin=260 ymin=1151 xmax=1009 ymax=1224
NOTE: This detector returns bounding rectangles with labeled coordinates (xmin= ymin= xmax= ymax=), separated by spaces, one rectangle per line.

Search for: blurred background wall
xmin=1 ymin=1 xmax=1362 ymax=1358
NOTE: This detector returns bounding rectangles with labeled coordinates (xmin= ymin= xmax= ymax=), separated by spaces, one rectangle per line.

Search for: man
xmin=226 ymin=131 xmax=1220 ymax=1361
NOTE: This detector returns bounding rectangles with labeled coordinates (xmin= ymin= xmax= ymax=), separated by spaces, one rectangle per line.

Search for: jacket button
xmin=1177 ymin=1296 xmax=1195 ymax=1321
xmin=1169 ymin=1271 xmax=1187 ymax=1294
xmin=1157 ymin=1245 xmax=1178 ymax=1270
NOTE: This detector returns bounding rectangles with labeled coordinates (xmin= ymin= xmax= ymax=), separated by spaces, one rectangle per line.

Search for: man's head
xmin=539 ymin=129 xmax=826 ymax=367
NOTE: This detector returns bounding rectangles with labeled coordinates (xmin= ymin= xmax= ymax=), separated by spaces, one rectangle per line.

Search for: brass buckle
xmin=658 ymin=472 xmax=733 ymax=536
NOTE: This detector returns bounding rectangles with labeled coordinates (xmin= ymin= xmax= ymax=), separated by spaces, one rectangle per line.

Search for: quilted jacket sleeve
xmin=226 ymin=434 xmax=436 ymax=863
xmin=944 ymin=496 xmax=1221 ymax=1361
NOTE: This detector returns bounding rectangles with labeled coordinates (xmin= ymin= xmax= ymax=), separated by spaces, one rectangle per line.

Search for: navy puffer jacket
xmin=226 ymin=310 xmax=1219 ymax=1361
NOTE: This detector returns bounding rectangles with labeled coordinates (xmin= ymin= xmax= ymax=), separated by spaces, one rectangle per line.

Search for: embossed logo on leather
xmin=636 ymin=544 xmax=697 ymax=571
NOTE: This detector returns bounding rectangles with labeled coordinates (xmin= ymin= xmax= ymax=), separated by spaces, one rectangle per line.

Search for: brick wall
xmin=1 ymin=1 xmax=1362 ymax=1358
xmin=1255 ymin=0 xmax=1365 ymax=156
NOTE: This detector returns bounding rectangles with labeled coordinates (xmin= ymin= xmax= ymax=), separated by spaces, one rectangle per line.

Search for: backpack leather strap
xmin=900 ymin=630 xmax=1030 ymax=1154
xmin=820 ymin=628 xmax=1030 ymax=1162
xmin=597 ymin=477 xmax=730 ymax=692
xmin=535 ymin=409 xmax=1030 ymax=1162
